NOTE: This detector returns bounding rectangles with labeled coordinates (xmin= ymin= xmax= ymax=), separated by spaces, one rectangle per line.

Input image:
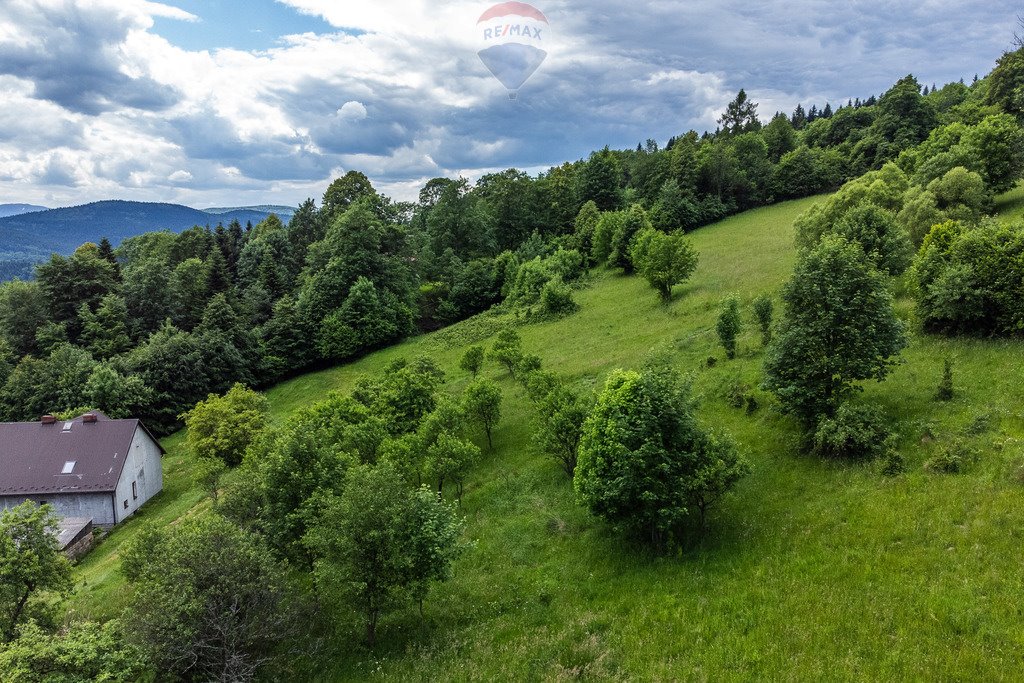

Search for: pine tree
xmin=791 ymin=103 xmax=807 ymax=129
xmin=719 ymin=89 xmax=760 ymax=135
xmin=79 ymin=294 xmax=132 ymax=359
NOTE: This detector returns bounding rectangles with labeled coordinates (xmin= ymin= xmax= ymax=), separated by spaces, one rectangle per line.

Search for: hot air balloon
xmin=476 ymin=2 xmax=549 ymax=100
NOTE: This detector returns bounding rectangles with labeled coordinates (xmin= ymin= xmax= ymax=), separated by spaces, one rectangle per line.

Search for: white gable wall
xmin=112 ymin=426 xmax=164 ymax=524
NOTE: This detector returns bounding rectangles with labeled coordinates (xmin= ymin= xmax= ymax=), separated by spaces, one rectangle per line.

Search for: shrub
xmin=515 ymin=353 xmax=543 ymax=380
xmin=574 ymin=366 xmax=749 ymax=547
xmin=752 ymin=294 xmax=773 ymax=346
xmin=459 ymin=345 xmax=485 ymax=376
xmin=509 ymin=257 xmax=551 ymax=306
xmin=879 ymin=448 xmax=906 ymax=476
xmin=811 ymin=403 xmax=893 ymax=460
xmin=935 ymin=358 xmax=954 ymax=401
xmin=180 ymin=383 xmax=270 ymax=467
xmin=545 ymin=248 xmax=586 ymax=283
xmin=924 ymin=438 xmax=979 ymax=473
xmin=609 ymin=204 xmax=652 ymax=273
xmin=914 ymin=219 xmax=1024 ymax=335
xmin=488 ymin=328 xmax=523 ymax=377
xmin=832 ymin=204 xmax=913 ymax=276
xmin=540 ymin=277 xmax=578 ymax=316
xmin=715 ymin=296 xmax=742 ymax=360
xmin=463 ymin=378 xmax=503 ymax=450
xmin=629 ymin=229 xmax=699 ymax=301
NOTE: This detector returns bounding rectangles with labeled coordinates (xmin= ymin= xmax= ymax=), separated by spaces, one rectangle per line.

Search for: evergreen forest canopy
xmin=0 ymin=62 xmax=1019 ymax=436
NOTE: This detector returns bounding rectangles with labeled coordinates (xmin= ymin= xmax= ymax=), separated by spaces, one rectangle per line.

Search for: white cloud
xmin=337 ymin=101 xmax=368 ymax=121
xmin=168 ymin=169 xmax=193 ymax=182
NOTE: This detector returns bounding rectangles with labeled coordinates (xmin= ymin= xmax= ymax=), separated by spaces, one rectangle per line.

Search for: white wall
xmin=1 ymin=493 xmax=116 ymax=526
xmin=113 ymin=426 xmax=164 ymax=524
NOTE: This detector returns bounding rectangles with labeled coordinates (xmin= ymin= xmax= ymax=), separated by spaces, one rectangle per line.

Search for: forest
xmin=1 ymin=36 xmax=1024 ymax=682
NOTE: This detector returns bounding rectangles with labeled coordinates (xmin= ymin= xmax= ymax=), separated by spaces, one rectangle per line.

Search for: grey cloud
xmin=0 ymin=2 xmax=181 ymax=114
xmin=39 ymin=156 xmax=78 ymax=186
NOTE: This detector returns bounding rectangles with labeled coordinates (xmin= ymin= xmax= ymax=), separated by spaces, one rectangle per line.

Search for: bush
xmin=509 ymin=257 xmax=550 ymax=306
xmin=488 ymin=327 xmax=523 ymax=377
xmin=924 ymin=438 xmax=979 ymax=473
xmin=515 ymin=353 xmax=543 ymax=380
xmin=752 ymin=294 xmax=773 ymax=346
xmin=914 ymin=219 xmax=1024 ymax=335
xmin=832 ymin=204 xmax=913 ymax=276
xmin=879 ymin=448 xmax=906 ymax=476
xmin=545 ymin=248 xmax=586 ymax=283
xmin=540 ymin=277 xmax=578 ymax=316
xmin=180 ymin=383 xmax=270 ymax=467
xmin=629 ymin=229 xmax=699 ymax=301
xmin=935 ymin=358 xmax=954 ymax=401
xmin=715 ymin=296 xmax=742 ymax=360
xmin=574 ymin=365 xmax=749 ymax=547
xmin=811 ymin=403 xmax=893 ymax=460
xmin=459 ymin=345 xmax=485 ymax=376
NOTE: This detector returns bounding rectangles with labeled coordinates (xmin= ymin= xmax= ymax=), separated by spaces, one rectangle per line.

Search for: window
xmin=61 ymin=461 xmax=76 ymax=474
xmin=123 ymin=500 xmax=129 ymax=509
xmin=132 ymin=481 xmax=138 ymax=500
xmin=62 ymin=421 xmax=73 ymax=433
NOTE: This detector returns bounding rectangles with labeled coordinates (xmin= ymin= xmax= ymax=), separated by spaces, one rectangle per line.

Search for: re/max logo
xmin=482 ymin=24 xmax=543 ymax=40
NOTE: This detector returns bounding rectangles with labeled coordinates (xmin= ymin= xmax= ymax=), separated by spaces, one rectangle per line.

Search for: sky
xmin=0 ymin=0 xmax=1019 ymax=209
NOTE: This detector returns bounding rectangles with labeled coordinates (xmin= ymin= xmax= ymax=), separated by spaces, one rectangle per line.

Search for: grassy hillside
xmin=71 ymin=193 xmax=1024 ymax=680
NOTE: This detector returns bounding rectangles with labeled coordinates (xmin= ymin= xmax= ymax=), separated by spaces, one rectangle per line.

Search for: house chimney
xmin=83 ymin=413 xmax=98 ymax=424
xmin=41 ymin=415 xmax=56 ymax=425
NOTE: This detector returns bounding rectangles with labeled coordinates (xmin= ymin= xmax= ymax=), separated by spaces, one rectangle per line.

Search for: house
xmin=0 ymin=411 xmax=164 ymax=527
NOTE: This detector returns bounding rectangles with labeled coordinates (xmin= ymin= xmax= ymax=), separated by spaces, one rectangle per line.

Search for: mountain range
xmin=0 ymin=200 xmax=295 ymax=281
xmin=0 ymin=204 xmax=48 ymax=218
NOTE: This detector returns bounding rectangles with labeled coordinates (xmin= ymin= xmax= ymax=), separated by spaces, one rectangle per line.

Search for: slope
xmin=70 ymin=193 xmax=1024 ymax=680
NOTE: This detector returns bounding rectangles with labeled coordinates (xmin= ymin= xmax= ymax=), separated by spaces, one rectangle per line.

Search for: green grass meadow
xmin=70 ymin=193 xmax=1024 ymax=680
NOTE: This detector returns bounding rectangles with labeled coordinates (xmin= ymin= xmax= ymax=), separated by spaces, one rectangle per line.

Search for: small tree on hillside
xmin=763 ymin=235 xmax=907 ymax=423
xmin=181 ymin=383 xmax=270 ymax=467
xmin=459 ymin=345 xmax=485 ymax=377
xmin=305 ymin=463 xmax=464 ymax=646
xmin=532 ymin=381 xmax=590 ymax=477
xmin=574 ymin=366 xmax=748 ymax=547
xmin=0 ymin=503 xmax=72 ymax=643
xmin=463 ymin=378 xmax=503 ymax=450
xmin=752 ymin=294 xmax=774 ymax=346
xmin=629 ymin=229 xmax=699 ymax=301
xmin=716 ymin=296 xmax=742 ymax=359
xmin=488 ymin=328 xmax=523 ymax=378
xmin=425 ymin=432 xmax=481 ymax=502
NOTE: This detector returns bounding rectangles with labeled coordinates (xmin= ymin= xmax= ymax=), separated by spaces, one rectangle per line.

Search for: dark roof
xmin=0 ymin=412 xmax=165 ymax=496
xmin=56 ymin=517 xmax=93 ymax=549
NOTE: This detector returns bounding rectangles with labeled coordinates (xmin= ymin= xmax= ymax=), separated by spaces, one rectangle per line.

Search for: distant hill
xmin=205 ymin=204 xmax=295 ymax=220
xmin=0 ymin=204 xmax=48 ymax=218
xmin=0 ymin=200 xmax=288 ymax=281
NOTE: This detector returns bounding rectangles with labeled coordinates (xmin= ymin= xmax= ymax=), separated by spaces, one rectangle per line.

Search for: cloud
xmin=0 ymin=0 xmax=190 ymax=115
xmin=337 ymin=101 xmax=368 ymax=121
xmin=0 ymin=0 xmax=1018 ymax=207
